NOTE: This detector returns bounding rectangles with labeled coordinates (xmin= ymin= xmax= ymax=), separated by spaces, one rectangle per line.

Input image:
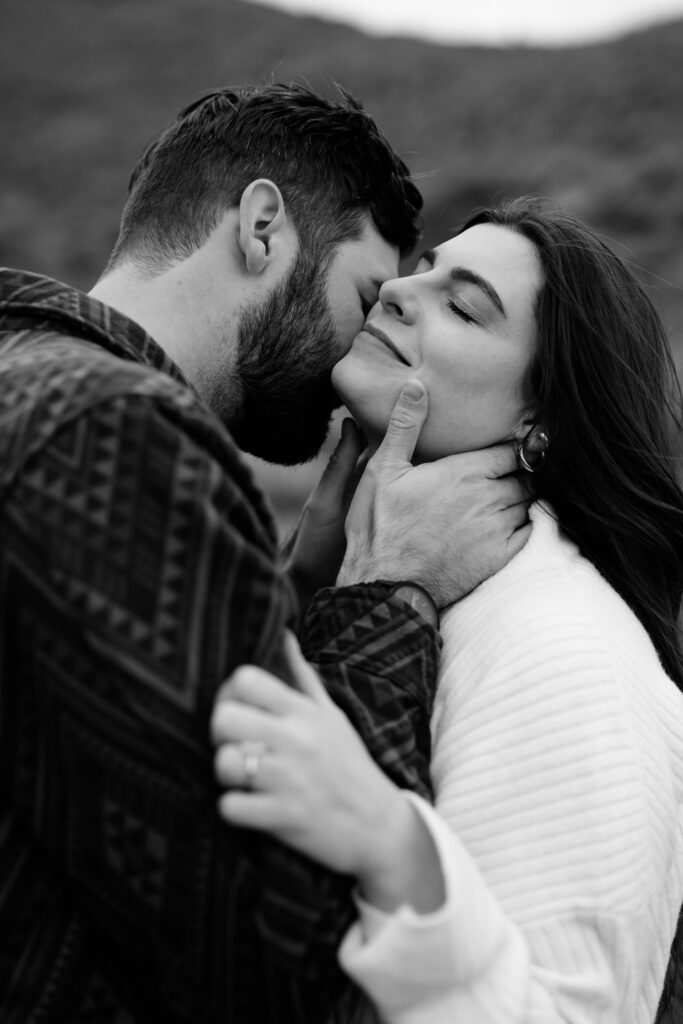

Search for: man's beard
xmin=225 ymin=253 xmax=341 ymax=465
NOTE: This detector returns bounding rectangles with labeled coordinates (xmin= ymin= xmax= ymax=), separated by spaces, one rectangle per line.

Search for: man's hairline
xmin=106 ymin=198 xmax=393 ymax=282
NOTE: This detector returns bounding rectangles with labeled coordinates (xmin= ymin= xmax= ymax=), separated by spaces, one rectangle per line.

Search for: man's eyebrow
xmin=418 ymin=249 xmax=507 ymax=318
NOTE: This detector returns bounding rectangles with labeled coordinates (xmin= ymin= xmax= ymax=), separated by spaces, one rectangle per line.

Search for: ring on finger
xmin=239 ymin=740 xmax=267 ymax=791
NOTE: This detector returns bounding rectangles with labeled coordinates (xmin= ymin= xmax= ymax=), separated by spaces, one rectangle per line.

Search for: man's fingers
xmin=281 ymin=630 xmax=328 ymax=702
xmin=505 ymin=521 xmax=532 ymax=561
xmin=492 ymin=474 xmax=532 ymax=510
xmin=373 ymin=379 xmax=428 ymax=470
xmin=316 ymin=418 xmax=364 ymax=501
xmin=476 ymin=443 xmax=521 ymax=479
xmin=347 ymin=449 xmax=370 ymax=504
xmin=341 ymin=416 xmax=364 ymax=452
xmin=500 ymin=498 xmax=530 ymax=530
xmin=430 ymin=443 xmax=529 ymax=484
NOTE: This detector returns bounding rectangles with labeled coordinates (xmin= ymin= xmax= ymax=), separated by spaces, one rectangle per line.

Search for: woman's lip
xmin=361 ymin=324 xmax=411 ymax=366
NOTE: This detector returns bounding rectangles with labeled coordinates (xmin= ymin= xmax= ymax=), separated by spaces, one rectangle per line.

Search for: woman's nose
xmin=378 ymin=276 xmax=417 ymax=322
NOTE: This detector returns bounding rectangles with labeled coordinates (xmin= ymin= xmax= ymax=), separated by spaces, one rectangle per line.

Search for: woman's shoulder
xmin=433 ymin=503 xmax=683 ymax=900
xmin=437 ymin=500 xmax=677 ymax=715
xmin=442 ymin=500 xmax=650 ymax=647
xmin=441 ymin=501 xmax=607 ymax=651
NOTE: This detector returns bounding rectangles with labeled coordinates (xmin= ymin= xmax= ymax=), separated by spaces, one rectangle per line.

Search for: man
xmin=0 ymin=84 xmax=528 ymax=1023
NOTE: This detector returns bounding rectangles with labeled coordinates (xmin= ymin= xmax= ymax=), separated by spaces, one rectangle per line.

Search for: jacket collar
xmin=0 ymin=268 xmax=188 ymax=386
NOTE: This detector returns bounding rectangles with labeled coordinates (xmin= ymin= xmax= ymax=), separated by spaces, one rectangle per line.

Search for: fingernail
xmin=401 ymin=380 xmax=425 ymax=403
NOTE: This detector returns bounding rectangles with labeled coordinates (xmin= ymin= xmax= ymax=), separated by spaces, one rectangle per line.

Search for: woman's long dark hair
xmin=461 ymin=198 xmax=683 ymax=689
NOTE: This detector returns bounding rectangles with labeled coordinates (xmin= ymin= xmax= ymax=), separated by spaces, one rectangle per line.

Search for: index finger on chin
xmin=371 ymin=379 xmax=428 ymax=471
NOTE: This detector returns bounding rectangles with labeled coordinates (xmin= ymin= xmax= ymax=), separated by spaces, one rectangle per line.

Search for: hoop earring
xmin=517 ymin=430 xmax=549 ymax=474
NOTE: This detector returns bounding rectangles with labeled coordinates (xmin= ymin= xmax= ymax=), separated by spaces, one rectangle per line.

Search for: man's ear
xmin=237 ymin=179 xmax=295 ymax=275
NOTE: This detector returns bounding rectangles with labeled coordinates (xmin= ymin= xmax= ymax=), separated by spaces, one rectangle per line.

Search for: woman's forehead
xmin=432 ymin=224 xmax=544 ymax=327
xmin=435 ymin=223 xmax=542 ymax=301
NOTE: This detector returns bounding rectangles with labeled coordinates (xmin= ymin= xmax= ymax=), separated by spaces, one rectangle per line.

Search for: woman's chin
xmin=330 ymin=376 xmax=378 ymax=437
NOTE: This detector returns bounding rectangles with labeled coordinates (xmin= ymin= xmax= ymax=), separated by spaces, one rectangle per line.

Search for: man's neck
xmin=90 ymin=260 xmax=244 ymax=426
xmin=90 ymin=266 xmax=184 ymax=363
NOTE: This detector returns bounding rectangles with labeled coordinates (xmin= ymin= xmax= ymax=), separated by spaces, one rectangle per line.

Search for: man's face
xmin=228 ymin=217 xmax=398 ymax=465
xmin=323 ymin=217 xmax=400 ymax=354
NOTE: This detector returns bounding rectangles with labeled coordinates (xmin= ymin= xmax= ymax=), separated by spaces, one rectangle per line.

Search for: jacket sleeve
xmin=254 ymin=583 xmax=440 ymax=1016
xmin=0 ymin=386 xmax=439 ymax=1023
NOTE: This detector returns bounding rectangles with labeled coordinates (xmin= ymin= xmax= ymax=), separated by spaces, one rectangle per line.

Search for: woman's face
xmin=331 ymin=223 xmax=543 ymax=461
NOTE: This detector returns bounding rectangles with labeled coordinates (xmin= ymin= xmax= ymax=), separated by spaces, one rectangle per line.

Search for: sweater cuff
xmin=339 ymin=793 xmax=507 ymax=1001
xmin=352 ymin=792 xmax=453 ymax=933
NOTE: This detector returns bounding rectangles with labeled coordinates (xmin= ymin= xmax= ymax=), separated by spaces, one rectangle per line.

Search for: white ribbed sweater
xmin=340 ymin=502 xmax=683 ymax=1023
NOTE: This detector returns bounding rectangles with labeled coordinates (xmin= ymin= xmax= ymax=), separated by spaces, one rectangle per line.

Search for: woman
xmin=211 ymin=198 xmax=683 ymax=1022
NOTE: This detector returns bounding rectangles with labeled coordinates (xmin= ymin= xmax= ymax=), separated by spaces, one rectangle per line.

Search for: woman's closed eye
xmin=447 ymin=299 xmax=477 ymax=324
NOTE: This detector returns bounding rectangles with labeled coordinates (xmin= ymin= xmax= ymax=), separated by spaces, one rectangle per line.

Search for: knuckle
xmin=360 ymin=459 xmax=380 ymax=485
xmin=494 ymin=445 xmax=516 ymax=469
xmin=388 ymin=408 xmax=417 ymax=431
xmin=229 ymin=665 xmax=256 ymax=689
xmin=289 ymin=720 xmax=315 ymax=756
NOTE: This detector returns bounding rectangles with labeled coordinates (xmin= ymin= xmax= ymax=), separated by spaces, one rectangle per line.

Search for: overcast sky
xmin=249 ymin=0 xmax=683 ymax=45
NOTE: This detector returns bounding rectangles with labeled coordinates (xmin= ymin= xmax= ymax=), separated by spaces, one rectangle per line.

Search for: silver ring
xmin=239 ymin=741 xmax=265 ymax=790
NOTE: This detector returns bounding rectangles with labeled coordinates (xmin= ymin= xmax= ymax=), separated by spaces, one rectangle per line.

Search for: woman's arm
xmin=212 ymin=630 xmax=445 ymax=916
xmin=337 ymin=572 xmax=662 ymax=1024
xmin=211 ymin=593 xmax=665 ymax=1024
xmin=339 ymin=793 xmax=637 ymax=1024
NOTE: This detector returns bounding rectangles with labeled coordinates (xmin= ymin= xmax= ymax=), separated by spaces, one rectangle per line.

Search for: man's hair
xmin=106 ymin=82 xmax=423 ymax=272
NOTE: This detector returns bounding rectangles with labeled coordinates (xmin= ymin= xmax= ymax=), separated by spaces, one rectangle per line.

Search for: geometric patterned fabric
xmin=0 ymin=269 xmax=440 ymax=1023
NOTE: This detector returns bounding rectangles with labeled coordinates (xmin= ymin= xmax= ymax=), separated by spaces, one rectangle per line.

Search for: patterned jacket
xmin=0 ymin=269 xmax=439 ymax=1024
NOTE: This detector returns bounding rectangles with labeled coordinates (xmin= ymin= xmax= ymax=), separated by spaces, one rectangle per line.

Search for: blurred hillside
xmin=2 ymin=0 xmax=682 ymax=529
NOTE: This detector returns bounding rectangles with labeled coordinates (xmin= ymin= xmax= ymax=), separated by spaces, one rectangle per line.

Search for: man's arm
xmin=0 ymin=386 xmax=437 ymax=1022
xmin=283 ymin=384 xmax=531 ymax=616
xmin=338 ymin=380 xmax=531 ymax=608
xmin=254 ymin=582 xmax=439 ymax=962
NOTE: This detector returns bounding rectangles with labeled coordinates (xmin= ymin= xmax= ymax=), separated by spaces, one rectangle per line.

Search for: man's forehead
xmin=337 ymin=218 xmax=399 ymax=282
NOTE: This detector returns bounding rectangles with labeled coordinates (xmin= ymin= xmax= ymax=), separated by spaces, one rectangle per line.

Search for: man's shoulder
xmin=0 ymin=265 xmax=187 ymax=396
xmin=0 ymin=320 xmax=198 ymax=447
xmin=0 ymin=268 xmax=278 ymax=540
xmin=2 ymin=329 xmax=271 ymax=525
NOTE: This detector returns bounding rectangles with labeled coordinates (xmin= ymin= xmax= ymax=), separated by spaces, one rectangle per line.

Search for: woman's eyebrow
xmin=418 ymin=249 xmax=507 ymax=318
xmin=450 ymin=268 xmax=507 ymax=318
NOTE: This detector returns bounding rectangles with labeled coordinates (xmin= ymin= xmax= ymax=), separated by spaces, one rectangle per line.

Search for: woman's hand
xmin=211 ymin=631 xmax=404 ymax=877
xmin=210 ymin=632 xmax=444 ymax=913
xmin=281 ymin=419 xmax=367 ymax=612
